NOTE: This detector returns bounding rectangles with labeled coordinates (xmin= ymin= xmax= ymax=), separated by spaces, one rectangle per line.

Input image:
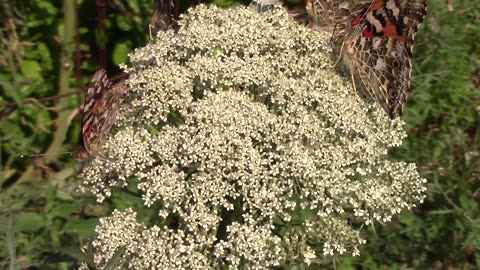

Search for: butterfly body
xmin=306 ymin=0 xmax=427 ymax=118
xmin=72 ymin=69 xmax=128 ymax=160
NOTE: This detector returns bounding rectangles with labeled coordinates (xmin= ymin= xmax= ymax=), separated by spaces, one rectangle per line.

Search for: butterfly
xmin=305 ymin=0 xmax=427 ymax=118
xmin=149 ymin=0 xmax=176 ymax=38
xmin=71 ymin=69 xmax=128 ymax=160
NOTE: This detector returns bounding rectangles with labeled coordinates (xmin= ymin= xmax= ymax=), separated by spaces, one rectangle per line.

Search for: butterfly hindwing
xmin=306 ymin=0 xmax=427 ymax=118
xmin=97 ymin=81 xmax=128 ymax=137
xmin=349 ymin=0 xmax=426 ymax=117
xmin=72 ymin=69 xmax=128 ymax=160
xmin=346 ymin=36 xmax=411 ymax=117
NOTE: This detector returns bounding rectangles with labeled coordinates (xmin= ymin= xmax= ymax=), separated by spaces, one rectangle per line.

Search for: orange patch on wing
xmin=383 ymin=23 xmax=406 ymax=44
xmin=368 ymin=0 xmax=385 ymax=11
xmin=352 ymin=15 xmax=363 ymax=27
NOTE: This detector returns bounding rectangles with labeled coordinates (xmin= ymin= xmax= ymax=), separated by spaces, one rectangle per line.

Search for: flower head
xmin=79 ymin=5 xmax=426 ymax=269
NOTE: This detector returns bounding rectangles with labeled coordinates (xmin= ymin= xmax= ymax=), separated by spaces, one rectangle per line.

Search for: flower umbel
xmin=79 ymin=5 xmax=426 ymax=269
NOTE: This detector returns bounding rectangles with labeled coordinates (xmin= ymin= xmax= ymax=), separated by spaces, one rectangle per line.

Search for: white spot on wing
xmin=84 ymin=99 xmax=95 ymax=111
xmin=372 ymin=38 xmax=382 ymax=49
xmin=375 ymin=58 xmax=387 ymax=71
xmin=366 ymin=12 xmax=383 ymax=32
xmin=386 ymin=0 xmax=400 ymax=16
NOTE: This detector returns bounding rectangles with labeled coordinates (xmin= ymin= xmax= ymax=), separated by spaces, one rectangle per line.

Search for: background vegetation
xmin=0 ymin=0 xmax=478 ymax=269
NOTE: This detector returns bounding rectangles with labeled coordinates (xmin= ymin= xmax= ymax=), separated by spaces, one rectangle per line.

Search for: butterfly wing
xmin=72 ymin=69 xmax=127 ymax=160
xmin=96 ymin=81 xmax=128 ymax=139
xmin=346 ymin=36 xmax=410 ymax=117
xmin=306 ymin=0 xmax=375 ymax=40
xmin=397 ymin=0 xmax=427 ymax=56
xmin=345 ymin=0 xmax=426 ymax=118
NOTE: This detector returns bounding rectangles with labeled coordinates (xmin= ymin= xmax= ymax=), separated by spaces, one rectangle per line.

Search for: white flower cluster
xmin=78 ymin=4 xmax=426 ymax=269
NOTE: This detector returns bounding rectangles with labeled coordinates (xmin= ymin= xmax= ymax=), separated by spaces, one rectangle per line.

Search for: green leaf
xmin=459 ymin=194 xmax=473 ymax=210
xmin=116 ymin=16 xmax=133 ymax=31
xmin=104 ymin=246 xmax=126 ymax=270
xmin=111 ymin=188 xmax=143 ymax=211
xmin=0 ymin=74 xmax=21 ymax=104
xmin=37 ymin=42 xmax=53 ymax=70
xmin=36 ymin=0 xmax=58 ymax=15
xmin=0 ymin=168 xmax=16 ymax=182
xmin=15 ymin=212 xmax=46 ymax=232
xmin=20 ymin=60 xmax=43 ymax=80
xmin=50 ymin=168 xmax=75 ymax=185
xmin=51 ymin=202 xmax=81 ymax=217
xmin=56 ymin=245 xmax=94 ymax=268
xmin=126 ymin=0 xmax=141 ymax=13
xmin=214 ymin=0 xmax=236 ymax=7
xmin=397 ymin=212 xmax=416 ymax=226
xmin=112 ymin=43 xmax=130 ymax=65
xmin=336 ymin=256 xmax=357 ymax=270
xmin=64 ymin=219 xmax=98 ymax=238
xmin=428 ymin=209 xmax=455 ymax=215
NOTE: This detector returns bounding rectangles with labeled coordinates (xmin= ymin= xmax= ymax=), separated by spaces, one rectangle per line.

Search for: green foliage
xmin=1 ymin=0 xmax=479 ymax=269
xmin=0 ymin=0 xmax=155 ymax=268
xmin=0 ymin=184 xmax=101 ymax=268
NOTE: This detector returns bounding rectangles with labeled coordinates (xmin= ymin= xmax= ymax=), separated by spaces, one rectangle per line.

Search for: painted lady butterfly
xmin=306 ymin=0 xmax=427 ymax=118
xmin=149 ymin=0 xmax=176 ymax=38
xmin=71 ymin=69 xmax=128 ymax=160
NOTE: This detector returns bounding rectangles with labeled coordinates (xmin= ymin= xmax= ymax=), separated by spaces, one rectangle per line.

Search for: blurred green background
xmin=0 ymin=0 xmax=479 ymax=269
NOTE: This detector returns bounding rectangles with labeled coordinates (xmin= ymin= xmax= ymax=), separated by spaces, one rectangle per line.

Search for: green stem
xmin=44 ymin=0 xmax=76 ymax=163
xmin=18 ymin=0 xmax=77 ymax=182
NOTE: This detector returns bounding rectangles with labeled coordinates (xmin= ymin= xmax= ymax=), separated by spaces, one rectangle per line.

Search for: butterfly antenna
xmin=20 ymin=152 xmax=72 ymax=158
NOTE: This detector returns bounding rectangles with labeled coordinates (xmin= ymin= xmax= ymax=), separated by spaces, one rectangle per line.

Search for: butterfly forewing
xmin=81 ymin=70 xmax=112 ymax=126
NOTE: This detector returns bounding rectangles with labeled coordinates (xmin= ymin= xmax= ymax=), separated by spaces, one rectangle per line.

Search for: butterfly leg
xmin=149 ymin=24 xmax=154 ymax=40
xmin=351 ymin=72 xmax=357 ymax=93
xmin=331 ymin=41 xmax=345 ymax=68
xmin=350 ymin=71 xmax=360 ymax=106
